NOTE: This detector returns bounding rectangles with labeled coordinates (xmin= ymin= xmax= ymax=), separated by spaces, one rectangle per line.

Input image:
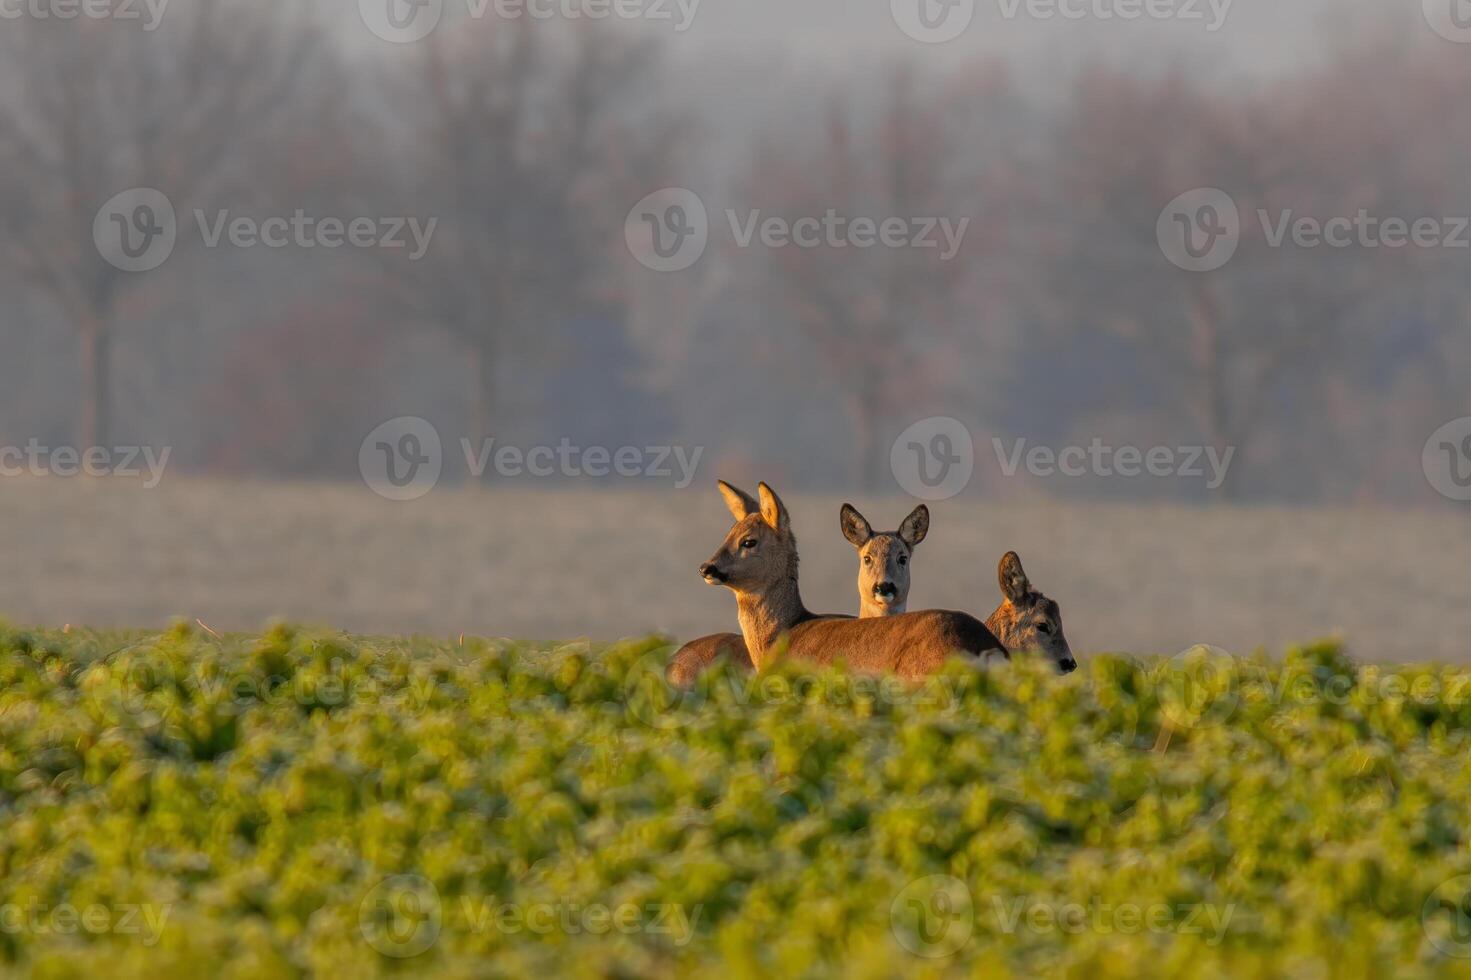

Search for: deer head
xmin=839 ymin=502 xmax=929 ymax=617
xmin=699 ymin=481 xmax=800 ymax=594
xmin=987 ymin=551 xmax=1076 ymax=673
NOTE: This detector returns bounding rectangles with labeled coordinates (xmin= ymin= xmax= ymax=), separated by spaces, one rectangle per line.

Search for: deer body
xmin=769 ymin=607 xmax=1007 ymax=679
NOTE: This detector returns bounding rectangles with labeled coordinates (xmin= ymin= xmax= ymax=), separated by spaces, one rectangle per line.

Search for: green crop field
xmin=4 ymin=623 xmax=1471 ymax=978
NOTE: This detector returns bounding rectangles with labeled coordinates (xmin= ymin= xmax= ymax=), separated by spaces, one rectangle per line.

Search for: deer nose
xmin=1059 ymin=657 xmax=1077 ymax=674
xmin=874 ymin=582 xmax=898 ymax=599
xmin=700 ymin=562 xmax=727 ymax=583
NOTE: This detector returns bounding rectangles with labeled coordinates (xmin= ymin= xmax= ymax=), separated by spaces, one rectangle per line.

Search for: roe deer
xmin=984 ymin=551 xmax=1076 ymax=673
xmin=841 ymin=502 xmax=930 ymax=618
xmin=696 ymin=481 xmax=1008 ymax=680
xmin=666 ymin=496 xmax=929 ymax=686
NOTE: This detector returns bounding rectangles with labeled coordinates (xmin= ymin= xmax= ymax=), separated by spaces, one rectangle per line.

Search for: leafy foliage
xmin=2 ymin=624 xmax=1470 ymax=977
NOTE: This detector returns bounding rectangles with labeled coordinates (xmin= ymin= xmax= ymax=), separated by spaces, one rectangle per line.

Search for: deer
xmin=842 ymin=501 xmax=930 ymax=618
xmin=691 ymin=481 xmax=1017 ymax=682
xmin=985 ymin=551 xmax=1075 ymax=673
xmin=665 ymin=499 xmax=930 ymax=686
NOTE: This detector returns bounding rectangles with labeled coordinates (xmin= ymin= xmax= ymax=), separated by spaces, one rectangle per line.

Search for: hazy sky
xmin=669 ymin=0 xmax=1335 ymax=67
xmin=331 ymin=0 xmax=1417 ymax=79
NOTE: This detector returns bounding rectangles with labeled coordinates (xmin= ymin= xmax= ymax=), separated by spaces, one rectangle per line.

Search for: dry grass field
xmin=2 ymin=475 xmax=1467 ymax=662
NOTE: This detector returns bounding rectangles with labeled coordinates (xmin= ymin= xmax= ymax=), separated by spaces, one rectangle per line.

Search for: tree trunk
xmin=1188 ymin=283 xmax=1245 ymax=502
xmin=77 ymin=317 xmax=112 ymax=452
xmin=467 ymin=343 xmax=497 ymax=441
xmin=466 ymin=341 xmax=500 ymax=487
xmin=1214 ymin=440 xmax=1245 ymax=502
xmin=846 ymin=394 xmax=879 ymax=492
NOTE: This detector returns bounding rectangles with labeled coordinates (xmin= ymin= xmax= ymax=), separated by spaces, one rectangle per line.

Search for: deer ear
xmin=717 ymin=480 xmax=758 ymax=521
xmin=998 ymin=551 xmax=1032 ymax=604
xmin=757 ymin=482 xmax=789 ymax=534
xmin=839 ymin=504 xmax=872 ymax=548
xmin=898 ymin=504 xmax=929 ymax=547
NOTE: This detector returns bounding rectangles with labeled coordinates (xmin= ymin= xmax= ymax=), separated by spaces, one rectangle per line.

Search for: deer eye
xmin=740 ymin=538 xmax=758 ymax=550
xmin=862 ymin=555 xmax=872 ymax=566
xmin=1036 ymin=622 xmax=1053 ymax=634
xmin=898 ymin=555 xmax=908 ymax=566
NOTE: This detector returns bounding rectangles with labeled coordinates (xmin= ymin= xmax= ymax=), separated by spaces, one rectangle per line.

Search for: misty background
xmin=2 ymin=0 xmax=1467 ymax=504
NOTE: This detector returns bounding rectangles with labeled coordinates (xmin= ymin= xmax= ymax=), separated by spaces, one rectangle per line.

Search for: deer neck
xmin=735 ymin=575 xmax=808 ymax=669
xmin=859 ymin=596 xmax=905 ymax=619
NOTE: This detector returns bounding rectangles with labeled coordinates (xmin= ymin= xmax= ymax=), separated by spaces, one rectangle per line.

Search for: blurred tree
xmin=199 ymin=297 xmax=390 ymax=477
xmin=371 ymin=19 xmax=686 ymax=443
xmin=735 ymin=66 xmax=1013 ymax=490
xmin=0 ymin=1 xmax=330 ymax=450
xmin=1044 ymin=57 xmax=1458 ymax=500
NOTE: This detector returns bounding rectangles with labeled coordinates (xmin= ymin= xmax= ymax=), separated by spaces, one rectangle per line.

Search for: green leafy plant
xmin=2 ymin=624 xmax=1469 ymax=978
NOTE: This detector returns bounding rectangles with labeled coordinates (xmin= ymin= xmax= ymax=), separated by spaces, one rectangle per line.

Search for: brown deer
xmin=985 ymin=551 xmax=1075 ymax=673
xmin=666 ymin=497 xmax=929 ymax=686
xmin=841 ymin=501 xmax=930 ymax=618
xmin=693 ymin=481 xmax=1010 ymax=681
